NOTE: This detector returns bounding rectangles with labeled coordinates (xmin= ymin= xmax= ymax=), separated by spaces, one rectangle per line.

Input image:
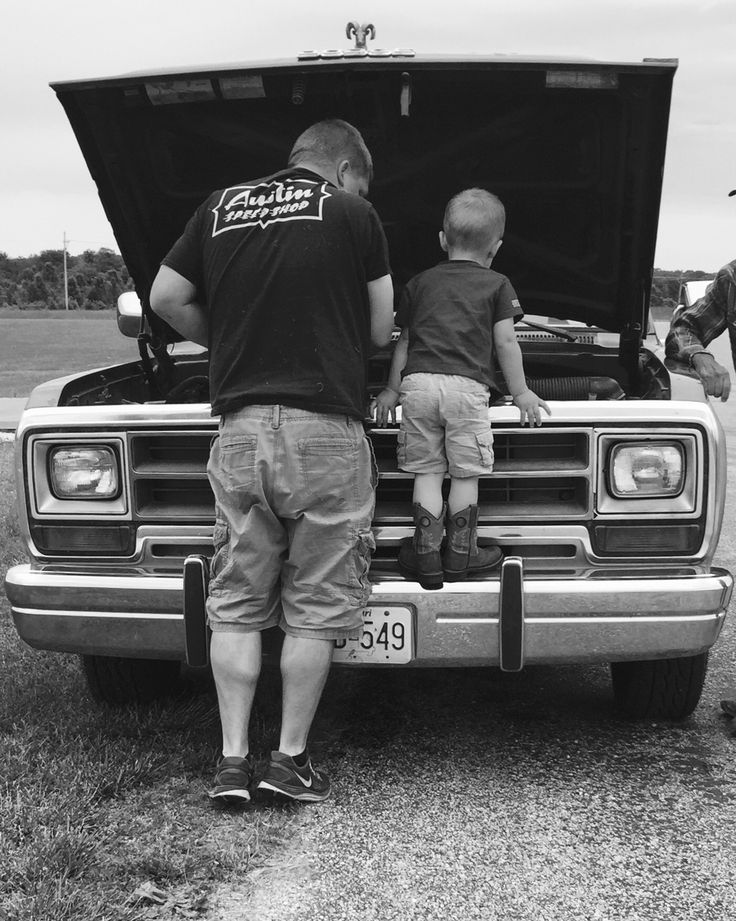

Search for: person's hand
xmin=512 ymin=389 xmax=551 ymax=426
xmin=372 ymin=388 xmax=400 ymax=427
xmin=690 ymin=353 xmax=731 ymax=401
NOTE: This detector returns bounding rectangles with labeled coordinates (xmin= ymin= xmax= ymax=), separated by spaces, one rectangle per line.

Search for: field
xmin=0 ymin=310 xmax=139 ymax=397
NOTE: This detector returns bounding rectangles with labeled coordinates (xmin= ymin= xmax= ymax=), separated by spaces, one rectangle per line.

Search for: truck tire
xmin=610 ymin=652 xmax=708 ymax=720
xmin=81 ymin=655 xmax=182 ymax=706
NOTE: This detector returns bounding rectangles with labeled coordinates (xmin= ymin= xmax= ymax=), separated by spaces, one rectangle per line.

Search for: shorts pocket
xmin=349 ymin=528 xmax=376 ymax=605
xmin=396 ymin=430 xmax=408 ymax=468
xmin=299 ymin=437 xmax=356 ymax=500
xmin=209 ymin=520 xmax=231 ymax=595
xmin=475 ymin=434 xmax=495 ymax=469
xmin=218 ymin=435 xmax=257 ymax=470
xmin=215 ymin=435 xmax=258 ymax=492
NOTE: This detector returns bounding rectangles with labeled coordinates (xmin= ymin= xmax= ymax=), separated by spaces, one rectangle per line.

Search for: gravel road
xmin=206 ymin=337 xmax=736 ymax=921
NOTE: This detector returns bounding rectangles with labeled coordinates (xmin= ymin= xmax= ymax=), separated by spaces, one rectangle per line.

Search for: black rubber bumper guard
xmin=183 ymin=554 xmax=211 ymax=667
xmin=499 ymin=556 xmax=525 ymax=672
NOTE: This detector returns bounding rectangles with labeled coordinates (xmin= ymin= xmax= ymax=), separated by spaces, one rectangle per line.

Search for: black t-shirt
xmin=162 ymin=167 xmax=390 ymax=419
xmin=395 ymin=260 xmax=523 ymax=387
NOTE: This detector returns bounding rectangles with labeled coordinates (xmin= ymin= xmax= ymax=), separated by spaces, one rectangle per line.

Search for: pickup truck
xmin=4 ymin=29 xmax=733 ymax=717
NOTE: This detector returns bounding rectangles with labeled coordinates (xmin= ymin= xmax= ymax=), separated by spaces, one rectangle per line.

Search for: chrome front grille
xmin=127 ymin=425 xmax=594 ymax=571
xmin=129 ymin=431 xmax=215 ymax=520
xmin=370 ymin=426 xmax=591 ymax=523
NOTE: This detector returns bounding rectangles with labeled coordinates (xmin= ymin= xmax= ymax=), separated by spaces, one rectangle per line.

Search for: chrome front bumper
xmin=5 ymin=562 xmax=733 ymax=665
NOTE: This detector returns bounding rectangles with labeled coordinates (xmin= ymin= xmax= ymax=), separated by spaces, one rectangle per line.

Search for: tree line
xmin=0 ymin=249 xmax=134 ymax=311
xmin=0 ymin=248 xmax=715 ymax=313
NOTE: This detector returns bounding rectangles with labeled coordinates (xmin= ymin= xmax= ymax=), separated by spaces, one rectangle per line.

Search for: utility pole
xmin=63 ymin=232 xmax=69 ymax=310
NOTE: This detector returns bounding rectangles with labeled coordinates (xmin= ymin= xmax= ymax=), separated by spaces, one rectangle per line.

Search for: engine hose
xmin=525 ymin=377 xmax=625 ymax=401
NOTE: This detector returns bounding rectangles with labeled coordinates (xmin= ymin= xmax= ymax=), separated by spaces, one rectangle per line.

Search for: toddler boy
xmin=374 ymin=188 xmax=550 ymax=589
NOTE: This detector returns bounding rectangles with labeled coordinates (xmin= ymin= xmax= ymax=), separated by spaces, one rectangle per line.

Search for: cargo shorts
xmin=398 ymin=372 xmax=494 ymax=477
xmin=206 ymin=404 xmax=377 ymax=640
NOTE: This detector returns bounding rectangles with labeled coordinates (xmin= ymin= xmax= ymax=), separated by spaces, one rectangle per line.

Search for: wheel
xmin=610 ymin=652 xmax=708 ymax=720
xmin=81 ymin=655 xmax=182 ymax=705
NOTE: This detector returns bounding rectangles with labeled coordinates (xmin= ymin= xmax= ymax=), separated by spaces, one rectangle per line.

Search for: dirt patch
xmin=205 ymin=813 xmax=316 ymax=920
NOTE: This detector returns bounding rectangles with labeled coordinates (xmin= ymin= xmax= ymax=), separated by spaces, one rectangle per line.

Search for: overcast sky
xmin=1 ymin=0 xmax=734 ymax=270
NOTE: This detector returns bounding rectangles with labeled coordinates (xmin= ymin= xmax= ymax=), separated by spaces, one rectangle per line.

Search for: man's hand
xmin=372 ymin=388 xmax=400 ymax=427
xmin=512 ymin=389 xmax=552 ymax=426
xmin=690 ymin=353 xmax=731 ymax=401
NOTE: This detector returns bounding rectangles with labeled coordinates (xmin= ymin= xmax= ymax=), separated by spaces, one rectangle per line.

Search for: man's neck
xmin=289 ymin=160 xmax=333 ymax=184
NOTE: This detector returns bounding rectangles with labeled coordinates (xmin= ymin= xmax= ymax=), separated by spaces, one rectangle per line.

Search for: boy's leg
xmin=443 ymin=476 xmax=502 ymax=580
xmin=399 ymin=472 xmax=446 ymax=590
xmin=412 ymin=472 xmax=445 ymax=517
xmin=448 ymin=476 xmax=479 ymax=514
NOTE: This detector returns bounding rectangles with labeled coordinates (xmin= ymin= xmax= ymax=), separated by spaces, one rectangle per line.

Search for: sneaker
xmin=256 ymin=750 xmax=331 ymax=802
xmin=208 ymin=755 xmax=253 ymax=804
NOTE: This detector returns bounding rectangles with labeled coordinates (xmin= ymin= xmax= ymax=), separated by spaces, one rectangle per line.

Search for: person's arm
xmin=664 ymin=273 xmax=731 ymax=401
xmin=149 ymin=265 xmax=208 ymax=348
xmin=373 ymin=326 xmax=408 ymax=427
xmin=368 ymin=274 xmax=395 ymax=348
xmin=494 ymin=317 xmax=551 ymax=426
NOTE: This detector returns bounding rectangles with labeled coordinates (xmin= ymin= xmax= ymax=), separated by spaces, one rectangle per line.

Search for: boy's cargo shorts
xmin=206 ymin=405 xmax=377 ymax=640
xmin=398 ymin=372 xmax=494 ymax=477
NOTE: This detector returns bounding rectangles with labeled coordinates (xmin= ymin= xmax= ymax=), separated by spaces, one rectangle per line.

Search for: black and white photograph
xmin=1 ymin=2 xmax=735 ymax=918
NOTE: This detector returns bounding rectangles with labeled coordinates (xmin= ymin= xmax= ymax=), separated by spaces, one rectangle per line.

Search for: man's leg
xmin=278 ymin=634 xmax=334 ymax=755
xmin=210 ymin=630 xmax=262 ymax=757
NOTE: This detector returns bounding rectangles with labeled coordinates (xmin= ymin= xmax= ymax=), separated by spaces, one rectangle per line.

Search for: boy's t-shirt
xmin=395 ymin=260 xmax=523 ymax=387
xmin=161 ymin=167 xmax=390 ymax=419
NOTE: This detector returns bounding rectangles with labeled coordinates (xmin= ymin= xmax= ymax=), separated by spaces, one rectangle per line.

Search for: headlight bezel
xmin=29 ymin=436 xmax=128 ymax=517
xmin=597 ymin=432 xmax=700 ymax=516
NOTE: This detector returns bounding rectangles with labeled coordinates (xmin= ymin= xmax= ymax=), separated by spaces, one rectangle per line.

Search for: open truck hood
xmin=52 ymin=50 xmax=676 ymax=358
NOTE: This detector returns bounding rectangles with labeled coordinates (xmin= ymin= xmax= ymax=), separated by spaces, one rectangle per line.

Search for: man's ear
xmin=439 ymin=231 xmax=449 ymax=252
xmin=336 ymin=158 xmax=351 ymax=188
xmin=491 ymin=239 xmax=503 ymax=258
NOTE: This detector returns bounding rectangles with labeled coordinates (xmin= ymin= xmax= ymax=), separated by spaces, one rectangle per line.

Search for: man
xmin=664 ymin=237 xmax=736 ymax=402
xmin=150 ymin=119 xmax=394 ymax=804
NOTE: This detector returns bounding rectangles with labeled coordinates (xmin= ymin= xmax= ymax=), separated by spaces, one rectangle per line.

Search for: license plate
xmin=333 ymin=606 xmax=413 ymax=664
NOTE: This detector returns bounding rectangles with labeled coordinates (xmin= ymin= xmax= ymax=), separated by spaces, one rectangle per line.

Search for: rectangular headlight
xmin=48 ymin=445 xmax=120 ymax=499
xmin=608 ymin=443 xmax=684 ymax=498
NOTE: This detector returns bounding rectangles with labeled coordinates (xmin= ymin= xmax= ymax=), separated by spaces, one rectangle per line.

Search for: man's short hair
xmin=288 ymin=119 xmax=373 ymax=180
xmin=443 ymin=189 xmax=506 ymax=252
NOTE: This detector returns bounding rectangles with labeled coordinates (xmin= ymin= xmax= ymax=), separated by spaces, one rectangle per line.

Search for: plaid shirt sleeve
xmin=664 ymin=260 xmax=736 ymax=365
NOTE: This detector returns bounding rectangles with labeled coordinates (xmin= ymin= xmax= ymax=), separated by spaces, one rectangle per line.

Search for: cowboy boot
xmin=443 ymin=505 xmax=502 ymax=581
xmin=398 ymin=503 xmax=445 ymax=590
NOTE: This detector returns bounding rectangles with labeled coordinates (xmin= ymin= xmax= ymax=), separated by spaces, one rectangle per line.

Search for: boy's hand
xmin=372 ymin=388 xmax=400 ymax=427
xmin=512 ymin=389 xmax=551 ymax=426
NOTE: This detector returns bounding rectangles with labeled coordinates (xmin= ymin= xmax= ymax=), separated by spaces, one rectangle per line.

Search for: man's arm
xmin=494 ymin=318 xmax=551 ymax=426
xmin=373 ymin=326 xmax=408 ymax=427
xmin=367 ymin=274 xmax=394 ymax=348
xmin=664 ymin=273 xmax=731 ymax=401
xmin=149 ymin=265 xmax=208 ymax=348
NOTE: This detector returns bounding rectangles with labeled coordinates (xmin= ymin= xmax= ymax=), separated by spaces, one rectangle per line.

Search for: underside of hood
xmin=52 ymin=55 xmax=676 ymax=356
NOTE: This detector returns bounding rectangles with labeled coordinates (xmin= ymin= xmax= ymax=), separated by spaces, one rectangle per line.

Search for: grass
xmin=0 ymin=311 xmax=139 ymax=397
xmin=0 ymin=441 xmax=299 ymax=920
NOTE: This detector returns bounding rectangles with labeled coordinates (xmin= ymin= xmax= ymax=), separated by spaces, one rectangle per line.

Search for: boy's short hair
xmin=288 ymin=119 xmax=373 ymax=180
xmin=443 ymin=189 xmax=506 ymax=252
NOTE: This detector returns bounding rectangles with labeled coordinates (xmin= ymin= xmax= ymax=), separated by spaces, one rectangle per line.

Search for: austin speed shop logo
xmin=210 ymin=179 xmax=331 ymax=236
